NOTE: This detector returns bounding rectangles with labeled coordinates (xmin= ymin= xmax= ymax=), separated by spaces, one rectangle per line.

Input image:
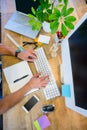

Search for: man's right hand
xmin=27 ymin=73 xmax=50 ymax=89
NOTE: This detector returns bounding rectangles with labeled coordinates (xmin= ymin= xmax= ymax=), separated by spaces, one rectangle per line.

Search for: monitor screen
xmin=68 ymin=19 xmax=87 ymax=110
xmin=15 ymin=0 xmax=40 ymax=14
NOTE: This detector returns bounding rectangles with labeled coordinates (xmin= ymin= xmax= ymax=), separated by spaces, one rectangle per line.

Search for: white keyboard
xmin=34 ymin=47 xmax=60 ymax=100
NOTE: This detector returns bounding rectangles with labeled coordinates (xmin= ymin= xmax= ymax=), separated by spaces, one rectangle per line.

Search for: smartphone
xmin=22 ymin=95 xmax=39 ymax=113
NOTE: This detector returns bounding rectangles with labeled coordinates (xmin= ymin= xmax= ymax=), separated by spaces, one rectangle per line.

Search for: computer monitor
xmin=61 ymin=13 xmax=87 ymax=117
xmin=5 ymin=0 xmax=40 ymax=39
xmin=15 ymin=0 xmax=40 ymax=14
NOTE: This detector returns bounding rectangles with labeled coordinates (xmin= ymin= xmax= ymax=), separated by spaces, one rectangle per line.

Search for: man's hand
xmin=18 ymin=49 xmax=37 ymax=62
xmin=26 ymin=73 xmax=50 ymax=89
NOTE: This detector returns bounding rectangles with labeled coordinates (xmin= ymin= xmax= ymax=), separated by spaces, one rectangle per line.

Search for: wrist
xmin=15 ymin=48 xmax=24 ymax=57
xmin=15 ymin=49 xmax=22 ymax=57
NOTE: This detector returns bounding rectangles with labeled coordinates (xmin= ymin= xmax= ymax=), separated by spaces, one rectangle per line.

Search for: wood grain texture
xmin=1 ymin=0 xmax=87 ymax=130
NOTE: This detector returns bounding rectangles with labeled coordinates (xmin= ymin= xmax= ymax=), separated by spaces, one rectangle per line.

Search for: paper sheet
xmin=38 ymin=34 xmax=50 ymax=44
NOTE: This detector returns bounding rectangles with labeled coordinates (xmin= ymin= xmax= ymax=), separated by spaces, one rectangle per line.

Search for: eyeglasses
xmin=22 ymin=41 xmax=38 ymax=49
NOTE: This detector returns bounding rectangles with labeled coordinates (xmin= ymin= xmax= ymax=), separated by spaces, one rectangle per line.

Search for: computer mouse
xmin=42 ymin=104 xmax=55 ymax=113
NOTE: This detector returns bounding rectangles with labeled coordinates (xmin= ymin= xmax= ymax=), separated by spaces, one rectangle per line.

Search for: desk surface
xmin=1 ymin=0 xmax=87 ymax=130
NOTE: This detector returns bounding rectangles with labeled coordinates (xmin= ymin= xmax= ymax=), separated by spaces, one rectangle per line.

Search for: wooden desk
xmin=1 ymin=0 xmax=87 ymax=130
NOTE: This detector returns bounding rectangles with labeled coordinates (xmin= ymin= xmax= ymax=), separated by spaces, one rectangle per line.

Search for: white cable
xmin=7 ymin=33 xmax=20 ymax=48
xmin=6 ymin=33 xmax=24 ymax=51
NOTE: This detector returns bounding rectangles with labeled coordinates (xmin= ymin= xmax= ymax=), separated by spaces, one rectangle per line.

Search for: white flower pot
xmin=42 ymin=21 xmax=51 ymax=33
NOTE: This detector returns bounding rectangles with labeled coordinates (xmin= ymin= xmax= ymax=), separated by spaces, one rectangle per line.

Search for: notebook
xmin=3 ymin=61 xmax=38 ymax=95
xmin=4 ymin=0 xmax=40 ymax=39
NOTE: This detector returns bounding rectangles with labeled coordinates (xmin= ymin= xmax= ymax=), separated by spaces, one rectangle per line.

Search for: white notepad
xmin=38 ymin=34 xmax=50 ymax=44
xmin=3 ymin=61 xmax=38 ymax=95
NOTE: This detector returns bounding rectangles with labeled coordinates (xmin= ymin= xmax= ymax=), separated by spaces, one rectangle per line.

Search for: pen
xmin=14 ymin=74 xmax=29 ymax=83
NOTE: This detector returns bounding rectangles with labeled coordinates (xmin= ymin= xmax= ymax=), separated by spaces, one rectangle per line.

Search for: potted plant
xmin=28 ymin=0 xmax=76 ymax=36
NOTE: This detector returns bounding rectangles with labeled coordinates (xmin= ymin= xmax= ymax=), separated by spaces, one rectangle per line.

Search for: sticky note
xmin=62 ymin=84 xmax=71 ymax=97
xmin=34 ymin=115 xmax=51 ymax=130
xmin=34 ymin=120 xmax=41 ymax=130
xmin=38 ymin=35 xmax=50 ymax=44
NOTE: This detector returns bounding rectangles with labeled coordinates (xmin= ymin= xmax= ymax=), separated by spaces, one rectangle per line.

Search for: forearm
xmin=0 ymin=83 xmax=31 ymax=115
xmin=0 ymin=44 xmax=16 ymax=56
xmin=0 ymin=43 xmax=37 ymax=62
xmin=0 ymin=73 xmax=49 ymax=114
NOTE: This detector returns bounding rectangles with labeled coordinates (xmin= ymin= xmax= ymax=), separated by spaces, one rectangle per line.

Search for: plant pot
xmin=42 ymin=21 xmax=51 ymax=33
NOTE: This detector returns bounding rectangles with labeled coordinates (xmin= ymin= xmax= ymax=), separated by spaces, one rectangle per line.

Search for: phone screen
xmin=22 ymin=95 xmax=39 ymax=112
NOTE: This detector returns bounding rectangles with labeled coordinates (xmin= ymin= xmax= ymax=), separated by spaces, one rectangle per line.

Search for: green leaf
xmin=37 ymin=6 xmax=42 ymax=11
xmin=65 ymin=16 xmax=76 ymax=22
xmin=50 ymin=21 xmax=59 ymax=34
xmin=64 ymin=20 xmax=74 ymax=29
xmin=47 ymin=9 xmax=52 ymax=14
xmin=35 ymin=10 xmax=44 ymax=22
xmin=49 ymin=8 xmax=60 ymax=21
xmin=49 ymin=14 xmax=58 ymax=21
xmin=43 ymin=13 xmax=49 ymax=21
xmin=28 ymin=14 xmax=35 ymax=19
xmin=35 ymin=21 xmax=42 ymax=30
xmin=58 ymin=0 xmax=62 ymax=2
xmin=32 ymin=22 xmax=41 ymax=30
xmin=64 ymin=0 xmax=68 ymax=7
xmin=56 ymin=3 xmax=64 ymax=9
xmin=31 ymin=7 xmax=36 ymax=15
xmin=63 ymin=8 xmax=74 ymax=16
xmin=54 ymin=8 xmax=61 ymax=17
xmin=28 ymin=19 xmax=35 ymax=25
xmin=61 ymin=5 xmax=66 ymax=16
xmin=61 ymin=23 xmax=68 ymax=36
xmin=28 ymin=19 xmax=41 ymax=31
xmin=32 ymin=24 xmax=37 ymax=30
xmin=45 ymin=3 xmax=51 ymax=9
xmin=40 ymin=0 xmax=44 ymax=6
